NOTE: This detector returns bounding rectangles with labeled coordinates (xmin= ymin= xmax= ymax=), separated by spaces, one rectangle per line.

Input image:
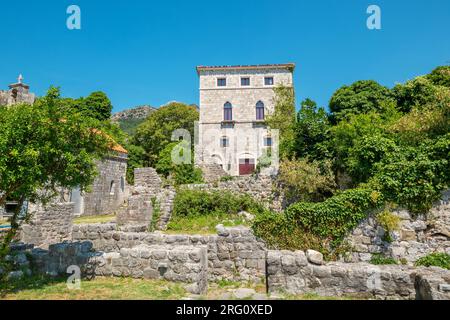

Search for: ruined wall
xmin=28 ymin=242 xmax=208 ymax=294
xmin=345 ymin=190 xmax=450 ymax=264
xmin=82 ymin=156 xmax=128 ymax=216
xmin=185 ymin=174 xmax=283 ymax=212
xmin=117 ymin=168 xmax=175 ymax=230
xmin=20 ymin=202 xmax=74 ymax=249
xmin=267 ymin=250 xmax=450 ymax=300
xmin=72 ymin=224 xmax=266 ymax=282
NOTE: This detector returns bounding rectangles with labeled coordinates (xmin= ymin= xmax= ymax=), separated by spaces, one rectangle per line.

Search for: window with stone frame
xmin=217 ymin=78 xmax=227 ymax=87
xmin=220 ymin=136 xmax=229 ymax=148
xmin=256 ymin=101 xmax=265 ymax=120
xmin=264 ymin=77 xmax=274 ymax=86
xmin=241 ymin=77 xmax=250 ymax=86
xmin=224 ymin=102 xmax=233 ymax=121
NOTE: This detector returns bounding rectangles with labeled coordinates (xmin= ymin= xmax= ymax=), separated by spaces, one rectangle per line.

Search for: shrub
xmin=370 ymin=253 xmax=398 ymax=265
xmin=252 ymin=188 xmax=383 ymax=258
xmin=415 ymin=253 xmax=450 ymax=270
xmin=173 ymin=189 xmax=265 ymax=217
xmin=376 ymin=209 xmax=401 ymax=242
xmin=278 ymin=158 xmax=336 ymax=203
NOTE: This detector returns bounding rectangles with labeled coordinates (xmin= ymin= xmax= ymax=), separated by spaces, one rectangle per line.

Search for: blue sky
xmin=1 ymin=0 xmax=449 ymax=113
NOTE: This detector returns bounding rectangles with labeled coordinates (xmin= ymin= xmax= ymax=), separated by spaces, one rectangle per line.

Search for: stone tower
xmin=0 ymin=74 xmax=36 ymax=106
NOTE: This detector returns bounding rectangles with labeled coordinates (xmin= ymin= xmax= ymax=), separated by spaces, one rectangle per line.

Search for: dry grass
xmin=73 ymin=214 xmax=116 ymax=225
xmin=2 ymin=276 xmax=187 ymax=300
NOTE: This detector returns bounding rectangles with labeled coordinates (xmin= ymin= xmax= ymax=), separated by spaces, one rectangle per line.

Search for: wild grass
xmin=165 ymin=214 xmax=249 ymax=235
xmin=73 ymin=214 xmax=116 ymax=225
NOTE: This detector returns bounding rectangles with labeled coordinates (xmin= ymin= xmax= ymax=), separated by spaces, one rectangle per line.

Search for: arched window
xmin=256 ymin=101 xmax=265 ymax=120
xmin=110 ymin=181 xmax=116 ymax=195
xmin=224 ymin=102 xmax=232 ymax=121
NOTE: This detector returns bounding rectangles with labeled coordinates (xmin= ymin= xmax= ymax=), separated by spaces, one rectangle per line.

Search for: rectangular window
xmin=217 ymin=78 xmax=226 ymax=87
xmin=264 ymin=137 xmax=273 ymax=147
xmin=264 ymin=77 xmax=274 ymax=86
xmin=220 ymin=137 xmax=229 ymax=148
xmin=256 ymin=107 xmax=264 ymax=120
xmin=241 ymin=77 xmax=250 ymax=86
xmin=224 ymin=108 xmax=232 ymax=121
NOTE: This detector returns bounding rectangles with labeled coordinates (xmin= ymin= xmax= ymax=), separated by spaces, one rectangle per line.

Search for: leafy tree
xmin=427 ymin=66 xmax=450 ymax=87
xmin=294 ymin=98 xmax=331 ymax=159
xmin=0 ymin=87 xmax=109 ymax=266
xmin=265 ymin=85 xmax=296 ymax=159
xmin=329 ymin=80 xmax=394 ymax=122
xmin=155 ymin=141 xmax=203 ymax=185
xmin=392 ymin=77 xmax=441 ymax=113
xmin=81 ymin=91 xmax=113 ymax=121
xmin=124 ymin=144 xmax=145 ymax=184
xmin=133 ymin=102 xmax=199 ymax=167
xmin=278 ymin=158 xmax=336 ymax=204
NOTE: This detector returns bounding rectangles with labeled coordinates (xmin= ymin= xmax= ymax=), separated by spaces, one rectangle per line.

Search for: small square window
xmin=264 ymin=137 xmax=273 ymax=147
xmin=217 ymin=78 xmax=227 ymax=87
xmin=220 ymin=137 xmax=229 ymax=148
xmin=241 ymin=77 xmax=250 ymax=86
xmin=264 ymin=77 xmax=274 ymax=86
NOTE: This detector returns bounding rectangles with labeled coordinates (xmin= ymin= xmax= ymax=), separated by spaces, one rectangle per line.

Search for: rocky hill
xmin=111 ymin=105 xmax=156 ymax=122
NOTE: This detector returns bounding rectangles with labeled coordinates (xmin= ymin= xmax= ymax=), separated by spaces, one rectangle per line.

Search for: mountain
xmin=111 ymin=105 xmax=156 ymax=136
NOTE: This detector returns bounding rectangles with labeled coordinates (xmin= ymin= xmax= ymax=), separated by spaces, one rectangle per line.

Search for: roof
xmin=196 ymin=63 xmax=296 ymax=74
xmin=90 ymin=128 xmax=128 ymax=154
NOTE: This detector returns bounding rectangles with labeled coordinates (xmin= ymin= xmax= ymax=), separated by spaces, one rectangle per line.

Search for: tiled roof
xmin=91 ymin=128 xmax=128 ymax=154
xmin=196 ymin=63 xmax=295 ymax=74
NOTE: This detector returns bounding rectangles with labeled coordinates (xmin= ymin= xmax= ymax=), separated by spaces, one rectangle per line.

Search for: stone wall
xmin=267 ymin=250 xmax=450 ymax=300
xmin=185 ymin=174 xmax=283 ymax=212
xmin=345 ymin=190 xmax=450 ymax=264
xmin=20 ymin=202 xmax=74 ymax=249
xmin=29 ymin=241 xmax=208 ymax=294
xmin=82 ymin=156 xmax=128 ymax=216
xmin=117 ymin=168 xmax=175 ymax=230
xmin=72 ymin=224 xmax=266 ymax=282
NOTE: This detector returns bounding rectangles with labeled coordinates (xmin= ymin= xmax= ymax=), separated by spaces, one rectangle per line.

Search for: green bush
xmin=376 ymin=209 xmax=401 ymax=242
xmin=252 ymin=188 xmax=383 ymax=258
xmin=415 ymin=253 xmax=450 ymax=270
xmin=370 ymin=253 xmax=398 ymax=265
xmin=173 ymin=189 xmax=265 ymax=217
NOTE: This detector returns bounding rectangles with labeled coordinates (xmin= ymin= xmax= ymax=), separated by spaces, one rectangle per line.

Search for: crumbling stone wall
xmin=82 ymin=155 xmax=128 ymax=216
xmin=30 ymin=242 xmax=208 ymax=294
xmin=185 ymin=174 xmax=283 ymax=212
xmin=345 ymin=190 xmax=450 ymax=264
xmin=267 ymin=250 xmax=450 ymax=300
xmin=117 ymin=167 xmax=175 ymax=230
xmin=72 ymin=224 xmax=266 ymax=282
xmin=20 ymin=202 xmax=74 ymax=249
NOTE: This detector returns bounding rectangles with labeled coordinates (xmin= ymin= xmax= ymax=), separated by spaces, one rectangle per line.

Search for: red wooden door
xmin=239 ymin=158 xmax=255 ymax=175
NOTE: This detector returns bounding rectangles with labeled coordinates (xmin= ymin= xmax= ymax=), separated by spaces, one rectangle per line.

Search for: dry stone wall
xmin=29 ymin=241 xmax=208 ymax=294
xmin=20 ymin=202 xmax=74 ymax=249
xmin=345 ymin=190 xmax=450 ymax=264
xmin=267 ymin=250 xmax=450 ymax=300
xmin=72 ymin=224 xmax=266 ymax=282
xmin=185 ymin=174 xmax=283 ymax=212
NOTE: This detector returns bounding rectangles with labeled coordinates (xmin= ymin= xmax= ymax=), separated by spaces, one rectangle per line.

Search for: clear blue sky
xmin=1 ymin=0 xmax=449 ymax=112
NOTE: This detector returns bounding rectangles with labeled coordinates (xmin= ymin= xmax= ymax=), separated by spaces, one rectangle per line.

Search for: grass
xmin=2 ymin=276 xmax=365 ymax=300
xmin=73 ymin=214 xmax=116 ymax=225
xmin=1 ymin=276 xmax=187 ymax=300
xmin=166 ymin=214 xmax=249 ymax=235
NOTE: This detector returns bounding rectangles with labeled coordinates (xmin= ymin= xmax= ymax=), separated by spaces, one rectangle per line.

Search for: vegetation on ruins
xmin=0 ymin=87 xmax=111 ymax=277
xmin=414 ymin=253 xmax=450 ymax=270
xmin=253 ymin=66 xmax=450 ymax=257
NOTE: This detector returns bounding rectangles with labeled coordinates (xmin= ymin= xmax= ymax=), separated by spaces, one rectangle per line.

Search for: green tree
xmin=133 ymin=102 xmax=199 ymax=167
xmin=294 ymin=98 xmax=331 ymax=159
xmin=0 ymin=87 xmax=109 ymax=266
xmin=329 ymin=80 xmax=394 ymax=122
xmin=392 ymin=76 xmax=441 ymax=113
xmin=427 ymin=66 xmax=450 ymax=87
xmin=266 ymin=85 xmax=296 ymax=159
xmin=73 ymin=91 xmax=113 ymax=121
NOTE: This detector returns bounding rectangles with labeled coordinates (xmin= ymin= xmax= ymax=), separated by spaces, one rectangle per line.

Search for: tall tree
xmin=0 ymin=87 xmax=110 ymax=269
xmin=78 ymin=91 xmax=113 ymax=121
xmin=266 ymin=85 xmax=296 ymax=159
xmin=132 ymin=102 xmax=199 ymax=167
xmin=329 ymin=80 xmax=394 ymax=122
xmin=294 ymin=98 xmax=331 ymax=160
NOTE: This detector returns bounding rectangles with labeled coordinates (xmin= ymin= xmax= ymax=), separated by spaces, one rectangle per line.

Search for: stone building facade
xmin=195 ymin=64 xmax=295 ymax=176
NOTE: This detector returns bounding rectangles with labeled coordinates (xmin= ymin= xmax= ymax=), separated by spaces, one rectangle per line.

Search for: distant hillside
xmin=111 ymin=105 xmax=156 ymax=135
